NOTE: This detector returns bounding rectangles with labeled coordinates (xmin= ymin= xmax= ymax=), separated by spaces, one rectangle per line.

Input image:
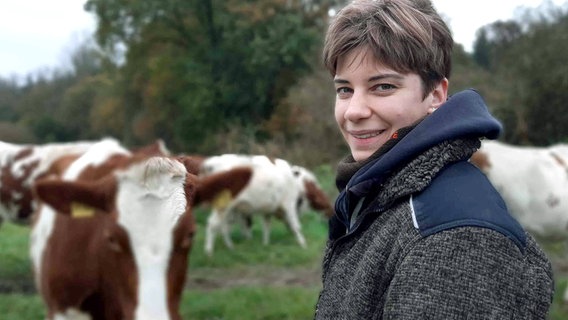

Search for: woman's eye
xmin=375 ymin=84 xmax=396 ymax=91
xmin=336 ymin=87 xmax=352 ymax=97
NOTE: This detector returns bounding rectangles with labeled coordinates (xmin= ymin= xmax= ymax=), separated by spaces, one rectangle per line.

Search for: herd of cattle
xmin=2 ymin=136 xmax=568 ymax=318
xmin=0 ymin=137 xmax=333 ymax=319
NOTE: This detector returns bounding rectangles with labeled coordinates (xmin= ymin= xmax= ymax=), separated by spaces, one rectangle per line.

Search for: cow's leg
xmin=282 ymin=206 xmax=307 ymax=248
xmin=241 ymin=214 xmax=253 ymax=239
xmin=261 ymin=215 xmax=272 ymax=246
xmin=220 ymin=218 xmax=234 ymax=250
xmin=205 ymin=210 xmax=223 ymax=256
xmin=235 ymin=213 xmax=253 ymax=240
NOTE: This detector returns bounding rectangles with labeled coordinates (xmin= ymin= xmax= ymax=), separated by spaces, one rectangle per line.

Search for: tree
xmin=472 ymin=29 xmax=491 ymax=69
xmin=84 ymin=0 xmax=338 ymax=152
xmin=470 ymin=4 xmax=568 ymax=145
xmin=518 ymin=12 xmax=568 ymax=144
xmin=472 ymin=21 xmax=522 ymax=72
xmin=0 ymin=79 xmax=21 ymax=122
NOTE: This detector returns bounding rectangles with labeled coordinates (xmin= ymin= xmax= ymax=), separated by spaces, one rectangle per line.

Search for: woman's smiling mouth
xmin=350 ymin=130 xmax=386 ymax=139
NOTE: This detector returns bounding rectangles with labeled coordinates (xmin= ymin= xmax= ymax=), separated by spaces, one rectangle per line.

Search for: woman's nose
xmin=344 ymin=91 xmax=372 ymax=121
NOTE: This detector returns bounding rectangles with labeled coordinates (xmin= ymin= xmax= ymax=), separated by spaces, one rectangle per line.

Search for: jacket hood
xmin=335 ymin=89 xmax=502 ymax=222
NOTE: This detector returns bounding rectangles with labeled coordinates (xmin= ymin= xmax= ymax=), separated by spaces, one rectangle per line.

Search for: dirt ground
xmin=2 ymin=240 xmax=565 ymax=295
xmin=186 ymin=265 xmax=322 ymax=291
xmin=0 ymin=265 xmax=322 ymax=295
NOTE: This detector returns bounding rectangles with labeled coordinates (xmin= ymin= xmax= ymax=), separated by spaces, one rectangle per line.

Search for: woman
xmin=314 ymin=0 xmax=554 ymax=319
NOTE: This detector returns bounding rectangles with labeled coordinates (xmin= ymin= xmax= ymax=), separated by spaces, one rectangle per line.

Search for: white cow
xmin=470 ymin=140 xmax=568 ymax=301
xmin=0 ymin=139 xmax=96 ymax=226
xmin=0 ymin=138 xmax=170 ymax=228
xmin=200 ymin=154 xmax=333 ymax=255
xmin=471 ymin=140 xmax=568 ymax=237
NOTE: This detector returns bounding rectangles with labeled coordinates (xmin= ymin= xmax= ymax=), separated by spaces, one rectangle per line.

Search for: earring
xmin=429 ymin=107 xmax=437 ymax=113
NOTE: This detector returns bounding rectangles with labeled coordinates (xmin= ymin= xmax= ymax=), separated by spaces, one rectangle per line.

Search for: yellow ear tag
xmin=212 ymin=189 xmax=233 ymax=211
xmin=71 ymin=202 xmax=96 ymax=218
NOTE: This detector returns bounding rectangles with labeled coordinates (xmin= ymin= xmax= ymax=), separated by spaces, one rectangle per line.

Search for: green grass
xmin=183 ymin=286 xmax=320 ymax=320
xmin=0 ymin=222 xmax=33 ymax=280
xmin=0 ymin=203 xmax=328 ymax=320
xmin=189 ymin=207 xmax=328 ymax=269
xmin=550 ymin=277 xmax=568 ymax=320
xmin=0 ymin=294 xmax=44 ymax=320
xmin=0 ymin=286 xmax=320 ymax=320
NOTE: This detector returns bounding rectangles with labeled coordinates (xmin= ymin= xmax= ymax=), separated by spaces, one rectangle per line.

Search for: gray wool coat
xmin=315 ymin=139 xmax=554 ymax=319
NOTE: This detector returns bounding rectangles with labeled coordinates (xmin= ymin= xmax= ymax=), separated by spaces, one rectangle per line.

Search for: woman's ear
xmin=429 ymin=78 xmax=449 ymax=113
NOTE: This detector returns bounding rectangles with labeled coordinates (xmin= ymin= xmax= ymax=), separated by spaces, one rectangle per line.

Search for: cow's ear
xmin=183 ymin=173 xmax=199 ymax=203
xmin=177 ymin=155 xmax=205 ymax=175
xmin=33 ymin=177 xmax=116 ymax=217
xmin=131 ymin=139 xmax=170 ymax=157
xmin=193 ymin=167 xmax=253 ymax=205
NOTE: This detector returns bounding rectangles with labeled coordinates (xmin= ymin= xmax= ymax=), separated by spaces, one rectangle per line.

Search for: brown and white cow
xmin=199 ymin=154 xmax=334 ymax=256
xmin=0 ymin=138 xmax=171 ymax=228
xmin=30 ymin=139 xmax=252 ymax=319
xmin=0 ymin=140 xmax=96 ymax=226
xmin=470 ymin=140 xmax=568 ymax=301
xmin=470 ymin=140 xmax=568 ymax=238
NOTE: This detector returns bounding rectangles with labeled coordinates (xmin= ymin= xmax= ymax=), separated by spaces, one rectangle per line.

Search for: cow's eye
xmin=104 ymin=229 xmax=123 ymax=252
xmin=108 ymin=236 xmax=122 ymax=252
xmin=179 ymin=231 xmax=195 ymax=250
xmin=180 ymin=238 xmax=191 ymax=250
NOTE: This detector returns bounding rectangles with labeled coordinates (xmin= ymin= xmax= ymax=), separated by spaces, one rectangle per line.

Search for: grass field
xmin=0 ymin=209 xmax=328 ymax=320
xmin=1 ymin=164 xmax=568 ymax=319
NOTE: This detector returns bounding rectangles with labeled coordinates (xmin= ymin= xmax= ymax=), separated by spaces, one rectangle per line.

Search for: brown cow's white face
xmin=33 ymin=157 xmax=193 ymax=320
xmin=114 ymin=157 xmax=189 ymax=319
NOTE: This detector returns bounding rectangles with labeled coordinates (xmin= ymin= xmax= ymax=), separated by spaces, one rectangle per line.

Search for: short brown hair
xmin=323 ymin=0 xmax=453 ymax=96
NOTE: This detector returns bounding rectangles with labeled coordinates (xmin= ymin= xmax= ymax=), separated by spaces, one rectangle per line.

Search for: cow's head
xmin=291 ymin=165 xmax=335 ymax=218
xmin=34 ymin=156 xmax=252 ymax=319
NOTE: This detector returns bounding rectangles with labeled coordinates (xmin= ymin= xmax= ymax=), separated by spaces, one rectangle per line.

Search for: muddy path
xmin=0 ymin=265 xmax=322 ymax=295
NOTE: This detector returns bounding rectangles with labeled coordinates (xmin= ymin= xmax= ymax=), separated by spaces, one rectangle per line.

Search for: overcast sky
xmin=0 ymin=0 xmax=566 ymax=79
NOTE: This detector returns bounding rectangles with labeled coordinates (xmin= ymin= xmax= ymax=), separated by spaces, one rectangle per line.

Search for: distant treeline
xmin=1 ymin=1 xmax=568 ymax=167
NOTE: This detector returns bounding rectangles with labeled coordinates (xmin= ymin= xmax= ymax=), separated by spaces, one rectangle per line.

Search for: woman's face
xmin=334 ymin=46 xmax=448 ymax=161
